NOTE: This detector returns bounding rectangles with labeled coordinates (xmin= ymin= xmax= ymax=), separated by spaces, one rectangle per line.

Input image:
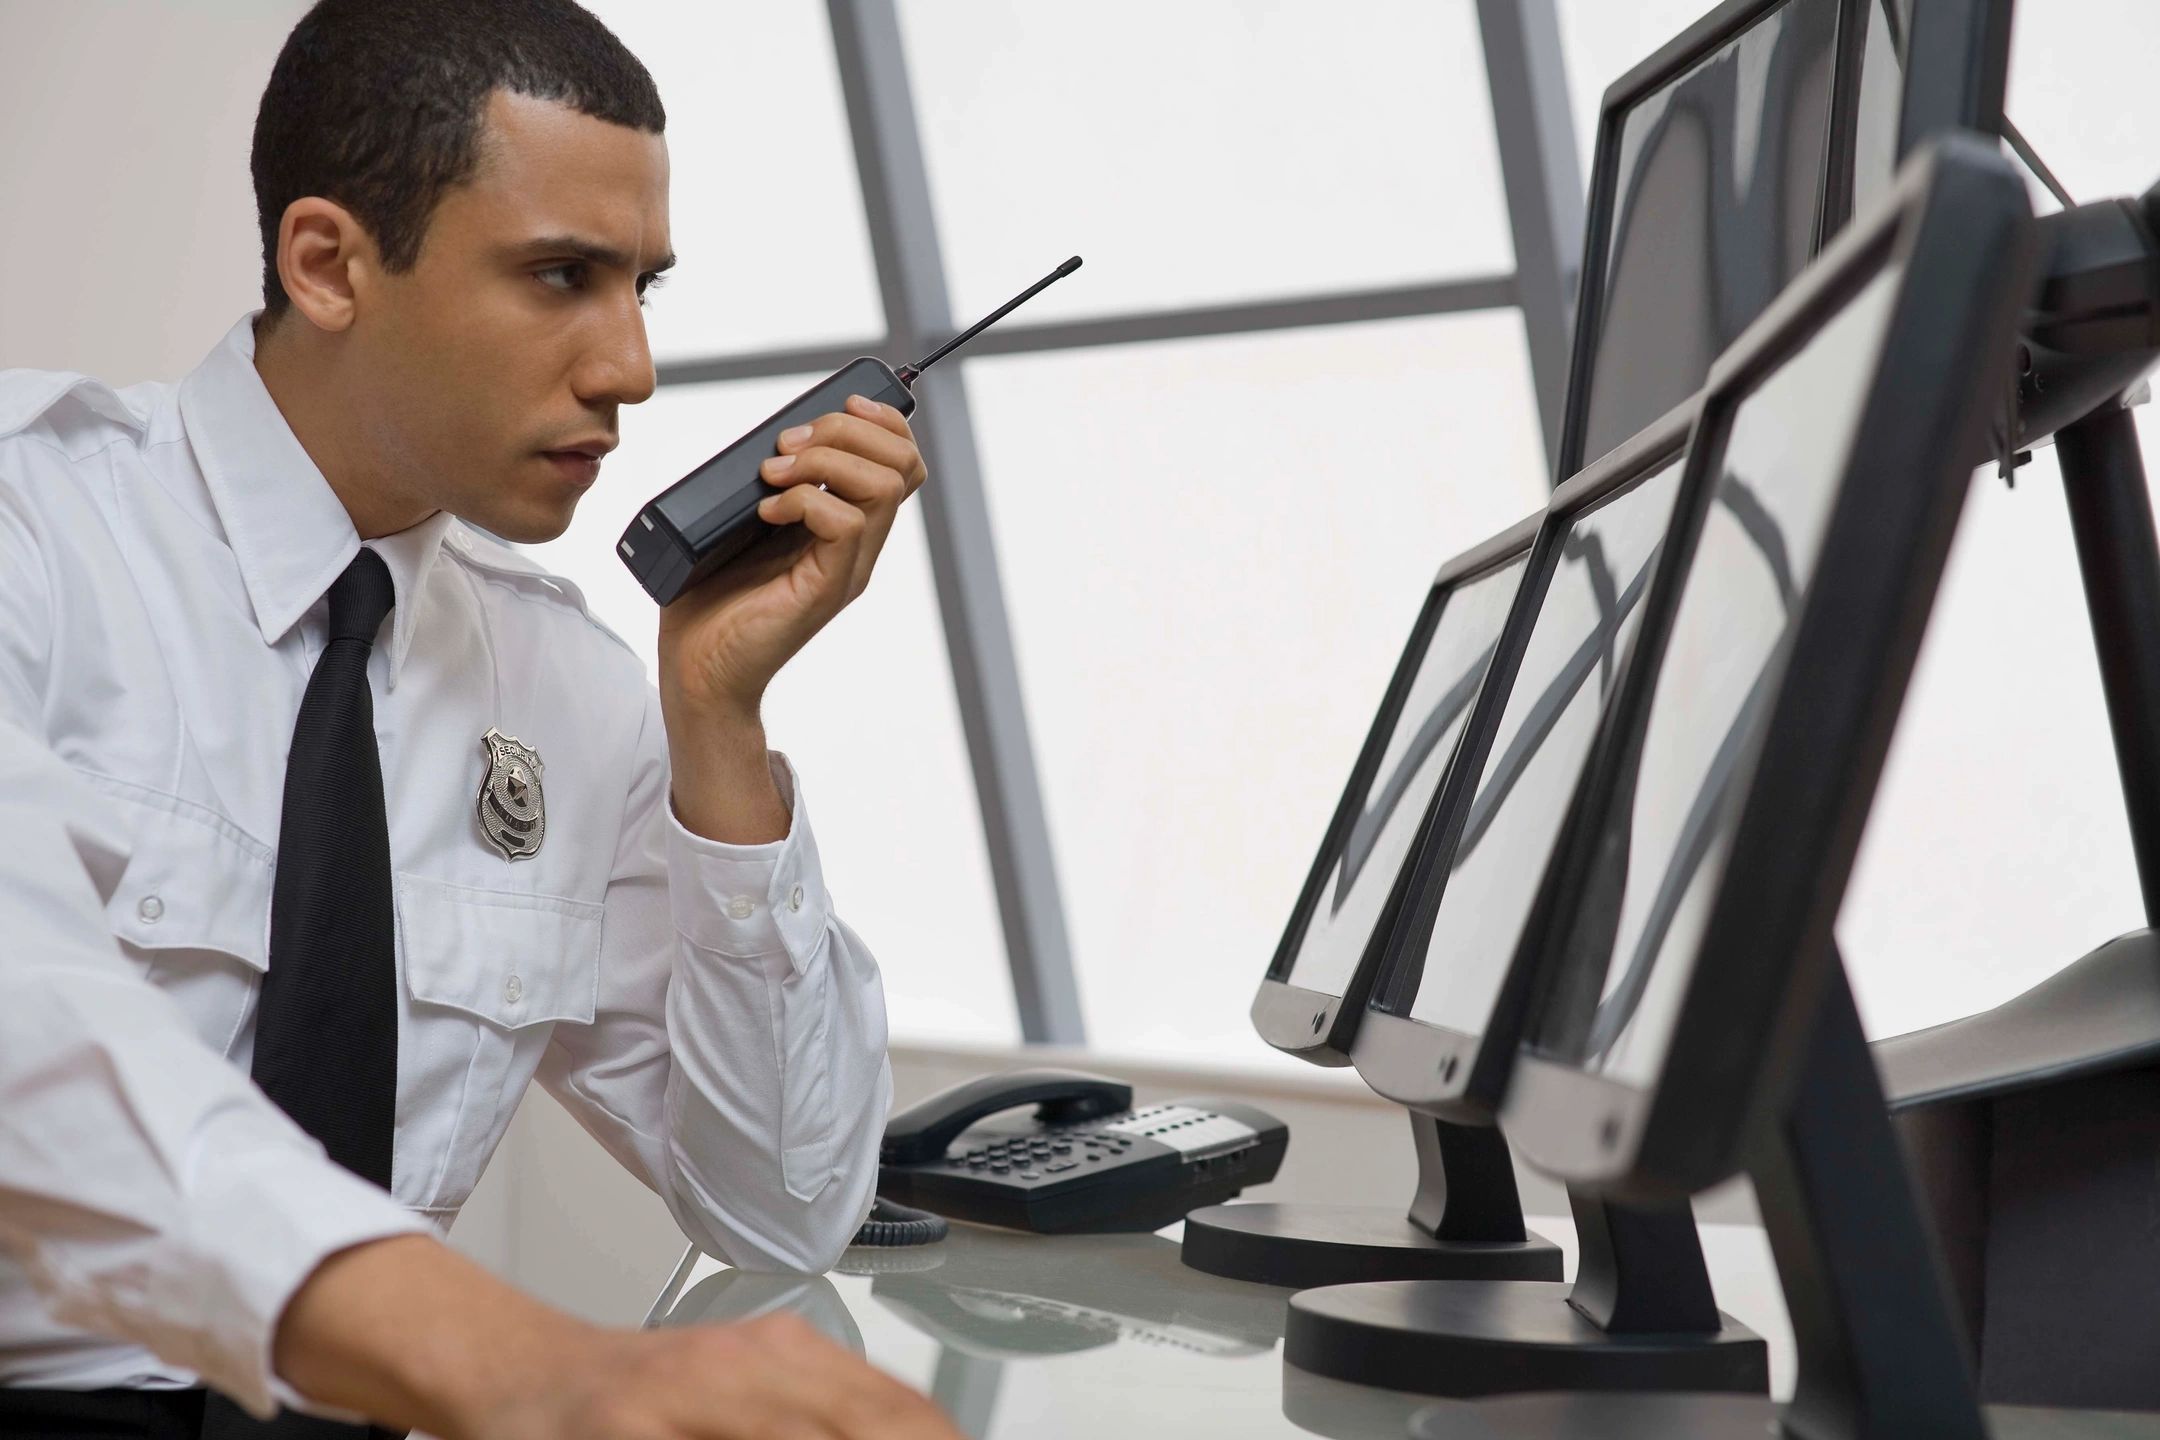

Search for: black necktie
xmin=252 ymin=547 xmax=399 ymax=1182
xmin=204 ymin=551 xmax=401 ymax=1440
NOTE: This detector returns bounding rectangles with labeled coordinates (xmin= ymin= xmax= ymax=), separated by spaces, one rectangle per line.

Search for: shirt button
xmin=503 ymin=974 xmax=524 ymax=1004
xmin=726 ymin=895 xmax=755 ymax=920
xmin=137 ymin=895 xmax=164 ymax=924
xmin=788 ymin=884 xmax=805 ymax=913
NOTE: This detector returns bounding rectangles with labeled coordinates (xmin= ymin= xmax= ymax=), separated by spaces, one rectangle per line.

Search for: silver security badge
xmin=477 ymin=728 xmax=546 ymax=861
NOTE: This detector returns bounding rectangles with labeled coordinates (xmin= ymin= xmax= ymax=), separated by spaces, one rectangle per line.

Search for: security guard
xmin=0 ymin=2 xmax=961 ymax=1437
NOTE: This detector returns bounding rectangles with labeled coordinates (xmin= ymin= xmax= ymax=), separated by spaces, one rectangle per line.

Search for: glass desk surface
xmin=649 ymin=1218 xmax=2158 ymax=1439
xmin=655 ymin=1220 xmax=1425 ymax=1440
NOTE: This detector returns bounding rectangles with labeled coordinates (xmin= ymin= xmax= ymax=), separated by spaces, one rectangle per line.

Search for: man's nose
xmin=578 ymin=299 xmax=658 ymax=408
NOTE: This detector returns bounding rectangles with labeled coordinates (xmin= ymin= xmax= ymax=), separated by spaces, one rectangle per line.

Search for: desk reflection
xmin=649 ymin=1222 xmax=1437 ymax=1439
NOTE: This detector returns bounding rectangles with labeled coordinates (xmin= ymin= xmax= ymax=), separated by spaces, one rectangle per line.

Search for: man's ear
xmin=275 ymin=197 xmax=375 ymax=334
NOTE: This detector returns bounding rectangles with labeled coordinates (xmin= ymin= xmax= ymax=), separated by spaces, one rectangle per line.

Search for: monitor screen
xmin=1533 ymin=258 xmax=1907 ymax=1088
xmin=1276 ymin=555 xmax=1529 ymax=1000
xmin=1851 ymin=0 xmax=1909 ymax=215
xmin=1572 ymin=0 xmax=1840 ymax=473
xmin=1377 ymin=455 xmax=1688 ymax=1035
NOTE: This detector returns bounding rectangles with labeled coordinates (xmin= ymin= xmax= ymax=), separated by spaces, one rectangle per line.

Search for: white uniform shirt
xmin=0 ymin=313 xmax=892 ymax=1415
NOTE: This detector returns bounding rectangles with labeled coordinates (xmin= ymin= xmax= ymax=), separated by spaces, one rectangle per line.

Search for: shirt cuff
xmin=666 ymin=751 xmax=831 ymax=973
xmin=177 ymin=1114 xmax=430 ymax=1419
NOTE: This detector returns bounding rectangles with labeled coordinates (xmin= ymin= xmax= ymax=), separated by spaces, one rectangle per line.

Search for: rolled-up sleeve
xmin=536 ymin=687 xmax=891 ymax=1274
xmin=0 ymin=494 xmax=424 ymax=1420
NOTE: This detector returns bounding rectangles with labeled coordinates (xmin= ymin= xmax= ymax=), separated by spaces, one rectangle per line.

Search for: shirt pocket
xmin=97 ymin=780 xmax=275 ymax=1060
xmin=392 ymin=873 xmax=602 ymax=1213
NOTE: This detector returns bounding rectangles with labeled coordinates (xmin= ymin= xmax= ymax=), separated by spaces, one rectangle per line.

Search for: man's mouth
xmin=542 ymin=438 xmax=616 ymax=461
xmin=540 ymin=446 xmax=609 ymax=488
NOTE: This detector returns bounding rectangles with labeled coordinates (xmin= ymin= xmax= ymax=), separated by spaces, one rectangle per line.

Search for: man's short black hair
xmin=251 ymin=0 xmax=665 ymax=319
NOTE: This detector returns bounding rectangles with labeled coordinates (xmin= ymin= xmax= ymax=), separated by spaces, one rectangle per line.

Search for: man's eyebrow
xmin=509 ymin=235 xmax=677 ymax=275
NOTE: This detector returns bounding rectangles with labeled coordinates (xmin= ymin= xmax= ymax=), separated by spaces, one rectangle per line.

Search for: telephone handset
xmin=882 ymin=1068 xmax=1134 ymax=1165
xmin=876 ymin=1068 xmax=1289 ymax=1235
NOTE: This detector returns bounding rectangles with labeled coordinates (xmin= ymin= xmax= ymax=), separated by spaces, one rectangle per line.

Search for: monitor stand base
xmin=1283 ymin=1187 xmax=1768 ymax=1398
xmin=1412 ymin=1394 xmax=2134 ymax=1440
xmin=1180 ymin=1203 xmax=1562 ymax=1288
xmin=1431 ymin=971 xmax=1988 ymax=1436
xmin=1180 ymin=1112 xmax=1562 ymax=1288
xmin=1284 ymin=1278 xmax=1765 ymax=1398
xmin=1411 ymin=1392 xmax=1777 ymax=1440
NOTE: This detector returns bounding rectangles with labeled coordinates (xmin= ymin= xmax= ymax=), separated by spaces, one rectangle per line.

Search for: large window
xmin=967 ymin=313 xmax=1546 ymax=1058
xmin=896 ymin=0 xmax=1516 ymax=321
xmin=584 ymin=0 xmax=882 ymax=360
xmin=541 ymin=1 xmax=1572 ymax=1066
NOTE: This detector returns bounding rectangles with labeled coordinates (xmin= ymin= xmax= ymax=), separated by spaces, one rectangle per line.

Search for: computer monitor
xmin=1249 ymin=518 xmax=1538 ymax=1063
xmin=1459 ymin=135 xmax=2033 ymax=1440
xmin=1201 ymin=520 xmax=1569 ymax=1293
xmin=1275 ymin=409 xmax=1769 ymax=1403
xmin=1351 ymin=401 xmax=1698 ymax=1120
xmin=1556 ymin=0 xmax=2012 ymax=481
xmin=1503 ymin=137 xmax=2033 ymax=1207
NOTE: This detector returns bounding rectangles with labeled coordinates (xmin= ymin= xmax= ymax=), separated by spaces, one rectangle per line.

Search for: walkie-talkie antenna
xmin=895 ymin=255 xmax=1082 ymax=386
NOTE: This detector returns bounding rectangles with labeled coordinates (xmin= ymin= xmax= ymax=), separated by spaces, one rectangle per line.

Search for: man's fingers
xmin=757 ymin=447 xmax=901 ymax=596
xmin=758 ymin=483 xmax=867 ymax=556
xmin=686 ymin=1316 xmax=962 ymax=1440
xmin=753 ymin=1322 xmax=963 ymax=1440
xmin=775 ymin=409 xmax=924 ymax=492
xmin=841 ymin=391 xmax=918 ymax=447
xmin=760 ymin=444 xmax=907 ymax=516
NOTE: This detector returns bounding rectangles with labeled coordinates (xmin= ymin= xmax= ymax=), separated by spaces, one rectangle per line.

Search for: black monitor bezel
xmin=1502 ymin=138 xmax=2033 ymax=1202
xmin=1891 ymin=0 xmax=2011 ymax=161
xmin=1349 ymin=399 xmax=1700 ymax=1121
xmin=1553 ymin=0 xmax=2013 ymax=483
xmin=1250 ymin=514 xmax=1543 ymax=1065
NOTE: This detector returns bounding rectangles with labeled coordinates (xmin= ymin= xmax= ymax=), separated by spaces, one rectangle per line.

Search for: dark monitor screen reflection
xmin=1535 ymin=260 xmax=1907 ymax=1088
xmin=1376 ymin=457 xmax=1687 ymax=1035
xmin=1277 ymin=557 xmax=1529 ymax=1000
xmin=1851 ymin=0 xmax=1911 ymax=215
xmin=1576 ymin=0 xmax=1839 ymax=471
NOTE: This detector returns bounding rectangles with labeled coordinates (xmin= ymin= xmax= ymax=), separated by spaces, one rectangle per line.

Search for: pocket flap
xmin=96 ymin=780 xmax=275 ymax=969
xmin=394 ymin=873 xmax=602 ymax=1029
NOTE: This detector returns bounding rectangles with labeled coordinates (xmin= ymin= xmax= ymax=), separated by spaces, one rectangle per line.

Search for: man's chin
xmin=457 ymin=503 xmax=576 ymax=547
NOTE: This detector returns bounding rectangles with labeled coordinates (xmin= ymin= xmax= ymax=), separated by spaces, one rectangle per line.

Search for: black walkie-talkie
xmin=618 ymin=256 xmax=1082 ymax=605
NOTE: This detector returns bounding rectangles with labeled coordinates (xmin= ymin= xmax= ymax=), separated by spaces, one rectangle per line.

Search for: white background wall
xmin=9 ymin=0 xmax=2160 ymax=1314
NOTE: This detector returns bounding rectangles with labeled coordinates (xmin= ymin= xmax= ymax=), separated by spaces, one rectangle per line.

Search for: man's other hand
xmin=482 ymin=1311 xmax=959 ymax=1440
xmin=273 ymin=1234 xmax=961 ymax=1440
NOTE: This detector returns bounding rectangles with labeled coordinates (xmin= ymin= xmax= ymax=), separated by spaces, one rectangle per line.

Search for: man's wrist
xmin=660 ymin=691 xmax=790 ymax=845
xmin=273 ymin=1234 xmax=598 ymax=1439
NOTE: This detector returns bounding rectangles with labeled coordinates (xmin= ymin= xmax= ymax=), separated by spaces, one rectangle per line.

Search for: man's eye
xmin=535 ymin=263 xmax=583 ymax=293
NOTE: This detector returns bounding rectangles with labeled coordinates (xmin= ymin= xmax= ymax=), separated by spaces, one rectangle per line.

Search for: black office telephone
xmin=875 ymin=1069 xmax=1289 ymax=1234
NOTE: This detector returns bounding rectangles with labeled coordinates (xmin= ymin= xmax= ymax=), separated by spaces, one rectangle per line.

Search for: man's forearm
xmin=272 ymin=1235 xmax=593 ymax=1438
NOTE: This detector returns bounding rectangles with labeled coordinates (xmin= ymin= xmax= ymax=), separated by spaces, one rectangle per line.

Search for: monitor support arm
xmin=2015 ymin=182 xmax=2160 ymax=927
xmin=1748 ymin=965 xmax=1988 ymax=1440
xmin=2016 ymin=186 xmax=2160 ymax=445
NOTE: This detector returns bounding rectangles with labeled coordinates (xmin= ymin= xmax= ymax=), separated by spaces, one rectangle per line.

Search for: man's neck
xmin=252 ymin=313 xmax=434 ymax=541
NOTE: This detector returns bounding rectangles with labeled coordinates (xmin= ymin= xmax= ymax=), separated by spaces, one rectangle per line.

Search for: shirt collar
xmin=177 ymin=312 xmax=453 ymax=690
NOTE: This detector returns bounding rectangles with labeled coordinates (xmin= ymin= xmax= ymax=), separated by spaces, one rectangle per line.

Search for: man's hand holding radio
xmin=655 ymin=393 xmax=929 ymax=844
